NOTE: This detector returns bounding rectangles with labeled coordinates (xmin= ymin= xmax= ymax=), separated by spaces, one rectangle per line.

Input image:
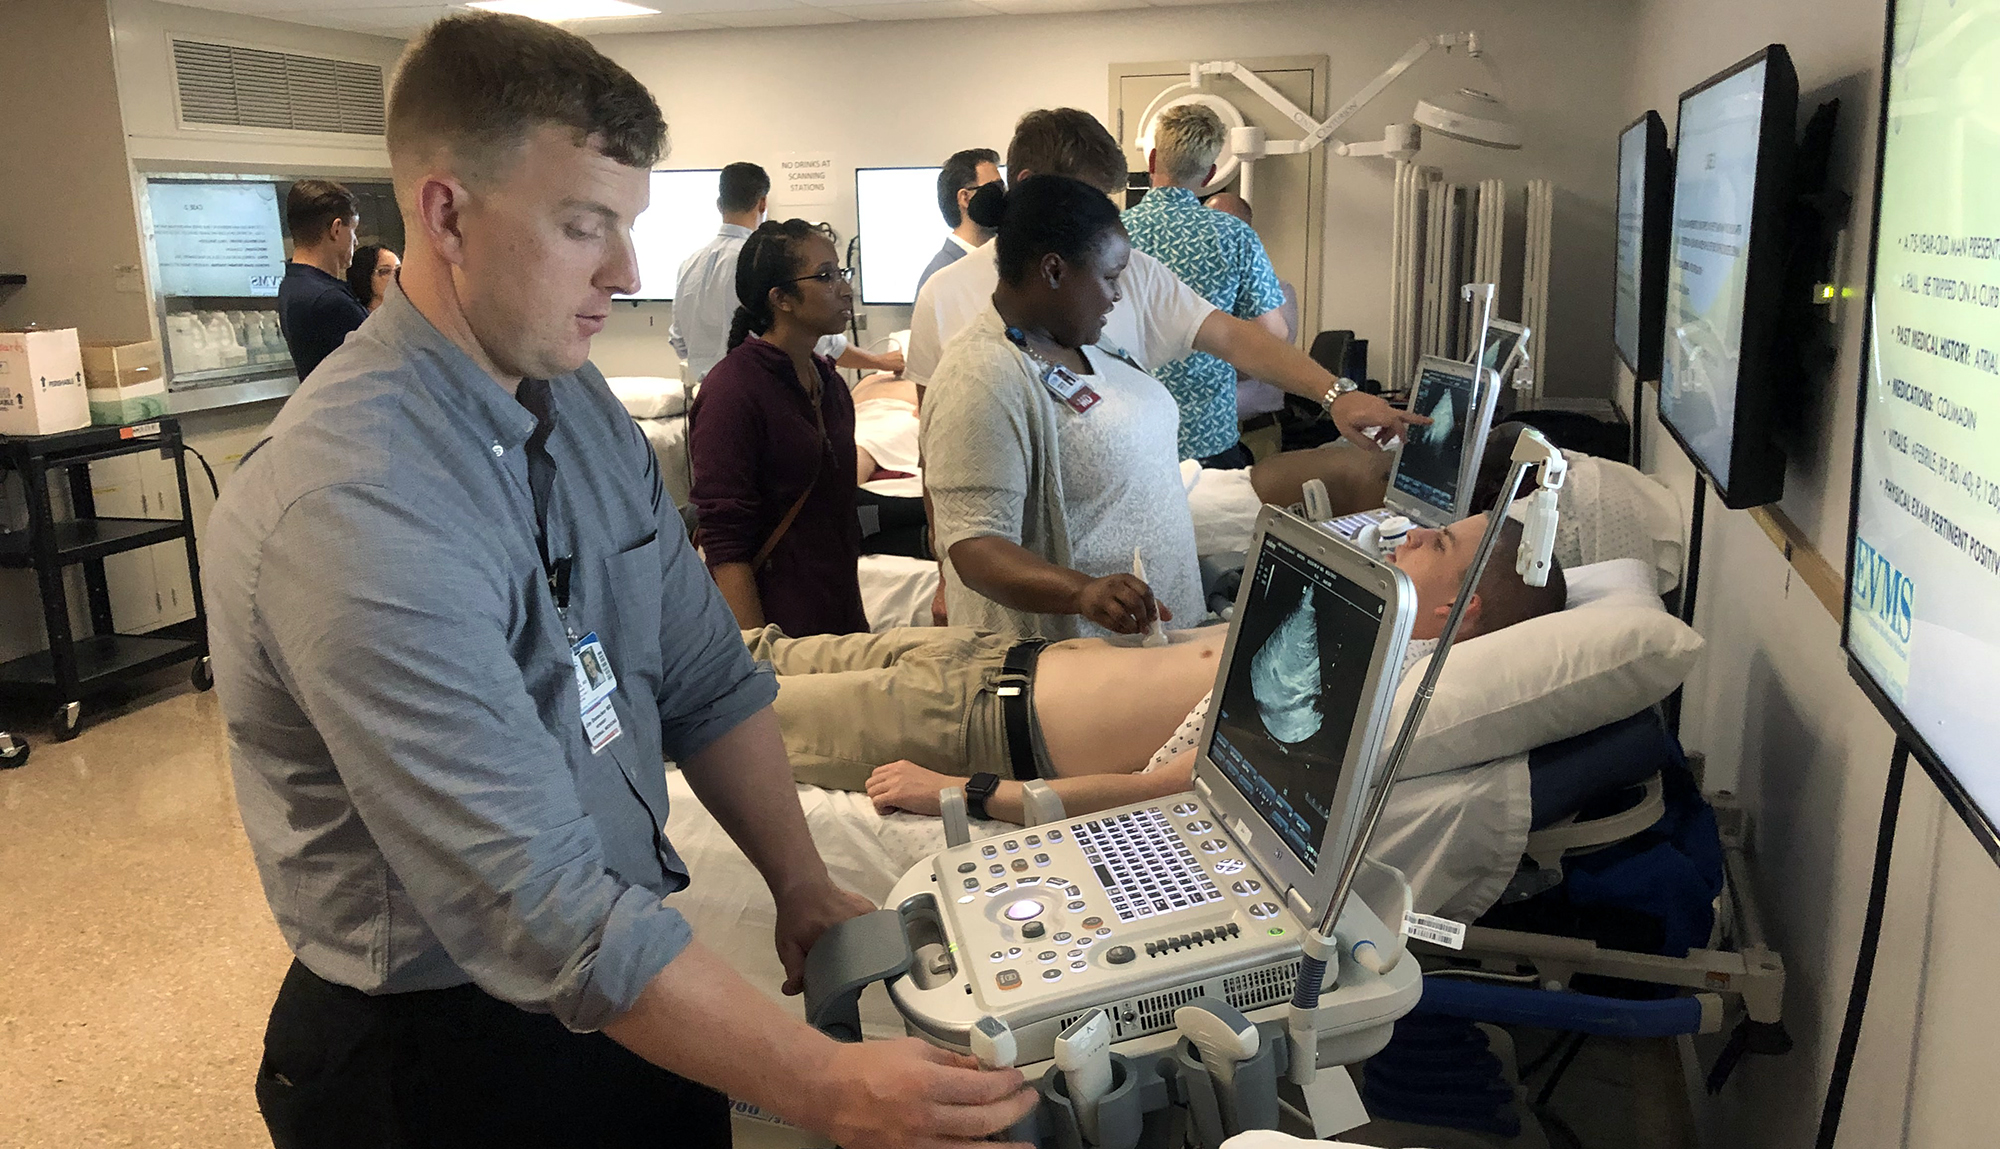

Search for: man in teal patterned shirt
xmin=1124 ymin=103 xmax=1289 ymax=466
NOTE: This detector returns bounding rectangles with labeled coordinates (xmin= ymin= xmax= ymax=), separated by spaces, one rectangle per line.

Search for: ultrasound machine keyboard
xmin=1325 ymin=508 xmax=1389 ymax=539
xmin=1074 ymin=807 xmax=1226 ymax=923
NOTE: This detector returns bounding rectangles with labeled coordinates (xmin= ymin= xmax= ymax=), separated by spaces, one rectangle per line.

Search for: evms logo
xmin=1853 ymin=537 xmax=1915 ymax=644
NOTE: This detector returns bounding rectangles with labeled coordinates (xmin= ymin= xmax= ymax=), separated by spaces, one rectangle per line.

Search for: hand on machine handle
xmin=1072 ymin=574 xmax=1171 ymax=636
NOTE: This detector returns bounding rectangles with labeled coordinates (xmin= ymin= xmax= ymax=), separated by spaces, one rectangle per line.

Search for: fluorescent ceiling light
xmin=467 ymin=1 xmax=660 ymax=21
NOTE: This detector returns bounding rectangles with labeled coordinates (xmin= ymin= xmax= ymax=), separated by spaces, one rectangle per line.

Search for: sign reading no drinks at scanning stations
xmin=780 ymin=153 xmax=836 ymax=205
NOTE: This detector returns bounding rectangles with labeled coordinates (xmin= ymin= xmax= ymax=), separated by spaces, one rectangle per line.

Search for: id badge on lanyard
xmin=1039 ymin=362 xmax=1102 ymax=415
xmin=570 ymin=630 xmax=624 ymax=754
xmin=550 ymin=560 xmax=623 ymax=755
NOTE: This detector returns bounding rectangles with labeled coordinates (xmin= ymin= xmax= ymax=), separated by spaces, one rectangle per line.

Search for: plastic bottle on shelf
xmin=228 ymin=311 xmax=256 ymax=362
xmin=175 ymin=313 xmax=217 ymax=372
xmin=208 ymin=311 xmax=247 ymax=367
xmin=258 ymin=312 xmax=286 ymax=363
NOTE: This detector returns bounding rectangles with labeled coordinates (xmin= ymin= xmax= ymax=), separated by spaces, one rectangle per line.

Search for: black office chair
xmin=1278 ymin=330 xmax=1373 ymax=450
xmin=1306 ymin=330 xmax=1369 ymax=388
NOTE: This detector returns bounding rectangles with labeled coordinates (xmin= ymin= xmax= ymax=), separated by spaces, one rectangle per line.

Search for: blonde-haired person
xmin=1124 ymin=103 xmax=1291 ymax=467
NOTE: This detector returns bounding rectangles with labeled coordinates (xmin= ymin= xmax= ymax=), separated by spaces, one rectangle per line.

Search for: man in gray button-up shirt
xmin=207 ymin=13 xmax=1032 ymax=1149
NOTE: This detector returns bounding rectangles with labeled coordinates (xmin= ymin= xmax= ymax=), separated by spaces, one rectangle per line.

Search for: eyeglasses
xmin=788 ymin=266 xmax=856 ymax=287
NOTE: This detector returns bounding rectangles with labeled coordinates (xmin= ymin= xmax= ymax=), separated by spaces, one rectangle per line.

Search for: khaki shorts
xmin=745 ymin=626 xmax=1031 ymax=792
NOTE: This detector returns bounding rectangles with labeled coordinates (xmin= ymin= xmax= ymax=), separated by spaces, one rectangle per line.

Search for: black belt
xmin=997 ymin=639 xmax=1048 ymax=781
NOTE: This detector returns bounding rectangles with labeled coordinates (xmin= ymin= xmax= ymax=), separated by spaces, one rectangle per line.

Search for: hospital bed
xmin=606 ymin=375 xmax=693 ymax=510
xmin=661 ymin=557 xmax=1711 ymax=1137
xmin=667 ymin=448 xmax=1790 ymax=1137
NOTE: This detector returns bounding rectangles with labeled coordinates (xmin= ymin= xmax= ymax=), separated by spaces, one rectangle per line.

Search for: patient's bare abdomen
xmin=1251 ymin=588 xmax=1322 ymax=743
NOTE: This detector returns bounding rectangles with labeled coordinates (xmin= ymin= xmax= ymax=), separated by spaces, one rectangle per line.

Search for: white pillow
xmin=1390 ymin=560 xmax=1702 ymax=779
xmin=1562 ymin=557 xmax=1658 ymax=609
xmin=605 ymin=375 xmax=686 ymax=419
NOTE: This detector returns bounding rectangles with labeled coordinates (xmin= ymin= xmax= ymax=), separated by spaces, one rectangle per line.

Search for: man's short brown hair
xmin=287 ymin=179 xmax=358 ymax=244
xmin=1473 ymin=516 xmax=1567 ymax=635
xmin=1006 ymin=108 xmax=1128 ymax=197
xmin=387 ymin=11 xmax=667 ymax=182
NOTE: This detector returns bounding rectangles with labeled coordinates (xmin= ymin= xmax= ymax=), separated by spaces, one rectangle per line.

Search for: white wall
xmin=0 ymin=0 xmax=153 ymax=344
xmin=1621 ymin=1 xmax=2000 ymax=1145
xmin=589 ymin=0 xmax=1636 ymax=398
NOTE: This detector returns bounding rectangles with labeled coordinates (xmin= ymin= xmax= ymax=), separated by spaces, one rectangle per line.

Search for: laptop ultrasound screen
xmin=1393 ymin=366 xmax=1474 ymax=515
xmin=1480 ymin=327 xmax=1523 ymax=375
xmin=1207 ymin=535 xmax=1387 ymax=868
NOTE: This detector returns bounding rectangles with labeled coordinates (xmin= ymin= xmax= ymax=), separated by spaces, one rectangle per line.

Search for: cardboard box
xmin=82 ymin=340 xmax=168 ymax=425
xmin=81 ymin=339 xmax=164 ymax=389
xmin=0 ymin=328 xmax=90 ymax=436
xmin=87 ymin=380 xmax=168 ymax=425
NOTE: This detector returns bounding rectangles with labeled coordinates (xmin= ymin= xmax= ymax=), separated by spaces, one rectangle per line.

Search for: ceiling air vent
xmin=172 ymin=38 xmax=385 ymax=136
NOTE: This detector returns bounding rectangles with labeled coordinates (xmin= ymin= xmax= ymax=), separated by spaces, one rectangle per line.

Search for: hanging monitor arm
xmin=1186 ymin=32 xmax=1481 ymax=168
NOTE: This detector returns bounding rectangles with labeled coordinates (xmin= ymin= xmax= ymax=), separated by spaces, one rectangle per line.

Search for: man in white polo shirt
xmin=669 ymin=162 xmax=905 ymax=382
xmin=905 ymin=108 xmax=1411 ymax=447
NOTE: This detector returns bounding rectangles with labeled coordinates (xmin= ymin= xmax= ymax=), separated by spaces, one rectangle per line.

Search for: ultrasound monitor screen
xmin=1480 ymin=326 xmax=1523 ymax=376
xmin=1394 ymin=366 xmax=1474 ymax=514
xmin=617 ymin=169 xmax=723 ymax=301
xmin=1207 ymin=535 xmax=1387 ymax=867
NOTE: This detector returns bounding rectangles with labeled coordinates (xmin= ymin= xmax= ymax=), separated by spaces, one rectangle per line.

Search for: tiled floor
xmin=1 ymin=677 xmax=289 ymax=1148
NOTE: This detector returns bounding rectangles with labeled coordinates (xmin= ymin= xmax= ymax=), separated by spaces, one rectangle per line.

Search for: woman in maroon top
xmin=690 ymin=219 xmax=869 ymax=636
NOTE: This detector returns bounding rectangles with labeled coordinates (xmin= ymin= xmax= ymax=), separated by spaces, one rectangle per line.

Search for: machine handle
xmin=941 ymin=786 xmax=971 ymax=847
xmin=802 ymin=909 xmax=915 ymax=1042
xmin=1021 ymin=780 xmax=1067 ymax=828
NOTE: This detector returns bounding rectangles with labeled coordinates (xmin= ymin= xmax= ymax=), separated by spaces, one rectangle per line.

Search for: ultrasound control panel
xmin=1325 ymin=507 xmax=1391 ymax=540
xmin=885 ymin=794 xmax=1313 ymax=1066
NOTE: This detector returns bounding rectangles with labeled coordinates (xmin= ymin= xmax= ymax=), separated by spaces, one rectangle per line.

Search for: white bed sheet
xmin=858 ymin=554 xmax=939 ymax=632
xmin=637 ymin=414 xmax=692 ymax=509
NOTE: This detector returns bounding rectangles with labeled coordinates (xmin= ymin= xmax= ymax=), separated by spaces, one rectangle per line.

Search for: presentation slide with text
xmin=1850 ymin=0 xmax=2000 ymax=810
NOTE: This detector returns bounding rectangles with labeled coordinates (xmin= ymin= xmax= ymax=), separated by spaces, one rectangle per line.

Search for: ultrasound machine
xmin=802 ymin=421 xmax=1570 ymax=1149
xmin=1321 ymin=355 xmax=1500 ymax=552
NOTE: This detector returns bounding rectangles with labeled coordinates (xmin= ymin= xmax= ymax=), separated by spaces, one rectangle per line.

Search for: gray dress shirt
xmin=206 ymin=283 xmax=776 ymax=1031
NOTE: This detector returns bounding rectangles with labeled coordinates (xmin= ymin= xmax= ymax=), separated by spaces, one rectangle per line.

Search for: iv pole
xmin=1287 ymin=426 xmax=1567 ymax=1089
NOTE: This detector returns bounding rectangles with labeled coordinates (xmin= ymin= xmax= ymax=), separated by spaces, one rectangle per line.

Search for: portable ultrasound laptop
xmin=1480 ymin=319 xmax=1530 ymax=386
xmin=885 ymin=509 xmax=1416 ymax=1063
xmin=1326 ymin=355 xmax=1499 ymax=540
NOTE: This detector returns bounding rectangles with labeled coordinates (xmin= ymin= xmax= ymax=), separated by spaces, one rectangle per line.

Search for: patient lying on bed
xmin=758 ymin=513 xmax=1564 ymax=823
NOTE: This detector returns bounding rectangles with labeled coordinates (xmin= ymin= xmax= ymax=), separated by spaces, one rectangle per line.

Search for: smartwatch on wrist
xmin=965 ymin=772 xmax=1001 ymax=822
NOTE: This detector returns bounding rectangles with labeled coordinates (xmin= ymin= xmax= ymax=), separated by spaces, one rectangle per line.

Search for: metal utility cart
xmin=0 ymin=419 xmax=210 ymax=740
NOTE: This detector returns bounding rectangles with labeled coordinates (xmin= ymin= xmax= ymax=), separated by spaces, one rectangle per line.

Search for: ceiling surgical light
xmin=1414 ymin=86 xmax=1523 ymax=150
xmin=1134 ymin=32 xmax=1522 ymax=200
